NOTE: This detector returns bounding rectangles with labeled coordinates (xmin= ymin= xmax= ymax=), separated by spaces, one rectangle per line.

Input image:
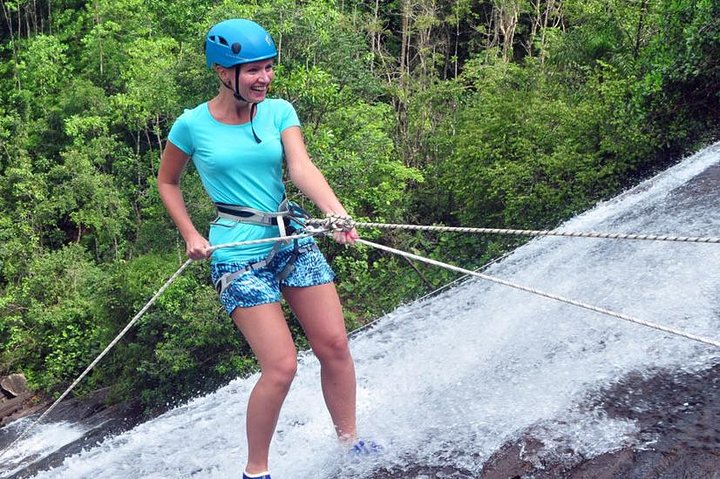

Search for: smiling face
xmin=217 ymin=59 xmax=275 ymax=103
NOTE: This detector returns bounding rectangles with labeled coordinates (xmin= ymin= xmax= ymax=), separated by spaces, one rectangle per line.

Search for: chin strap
xmin=249 ymin=102 xmax=261 ymax=143
xmin=219 ymin=66 xmax=262 ymax=144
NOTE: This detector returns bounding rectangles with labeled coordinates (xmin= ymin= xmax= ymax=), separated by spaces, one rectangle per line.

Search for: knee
xmin=261 ymin=355 xmax=297 ymax=389
xmin=314 ymin=334 xmax=352 ymax=365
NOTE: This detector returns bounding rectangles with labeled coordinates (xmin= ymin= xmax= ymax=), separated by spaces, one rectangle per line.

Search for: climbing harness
xmin=213 ymin=242 xmax=320 ymax=293
xmin=2 ymin=215 xmax=719 ymax=462
xmin=214 ymin=198 xmax=311 ymax=238
xmin=212 ymin=199 xmax=318 ymax=293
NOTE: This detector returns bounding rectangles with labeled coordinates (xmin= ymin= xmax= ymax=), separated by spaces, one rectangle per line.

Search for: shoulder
xmin=261 ymin=98 xmax=300 ymax=129
xmin=262 ymin=98 xmax=295 ymax=113
xmin=175 ymin=102 xmax=209 ymax=125
xmin=168 ymin=103 xmax=208 ymax=154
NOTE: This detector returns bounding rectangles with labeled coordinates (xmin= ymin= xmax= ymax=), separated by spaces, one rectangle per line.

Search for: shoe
xmin=350 ymin=439 xmax=383 ymax=455
xmin=242 ymin=472 xmax=271 ymax=479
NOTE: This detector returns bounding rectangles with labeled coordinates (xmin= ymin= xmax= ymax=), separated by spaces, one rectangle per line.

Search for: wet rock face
xmin=478 ymin=363 xmax=720 ymax=479
xmin=0 ymin=374 xmax=36 ymax=427
xmin=1 ymin=374 xmax=30 ymax=398
xmin=0 ymin=387 xmax=146 ymax=479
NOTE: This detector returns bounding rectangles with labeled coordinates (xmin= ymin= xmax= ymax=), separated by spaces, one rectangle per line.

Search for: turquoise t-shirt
xmin=167 ymin=98 xmax=302 ymax=264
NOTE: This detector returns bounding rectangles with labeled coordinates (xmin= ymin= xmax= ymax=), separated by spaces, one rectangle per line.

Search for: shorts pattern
xmin=210 ymin=241 xmax=335 ymax=315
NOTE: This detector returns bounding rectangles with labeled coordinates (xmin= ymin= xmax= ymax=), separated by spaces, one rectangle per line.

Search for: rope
xmin=327 ymin=220 xmax=720 ymax=244
xmin=0 ymin=233 xmax=316 ymax=462
xmin=357 ymin=238 xmax=720 ymax=349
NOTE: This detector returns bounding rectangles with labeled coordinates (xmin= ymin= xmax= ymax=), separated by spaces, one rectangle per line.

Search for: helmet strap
xmin=217 ymin=65 xmax=249 ymax=102
xmin=233 ymin=65 xmax=246 ymax=102
xmin=216 ymin=66 xmax=262 ymax=144
xmin=250 ymin=103 xmax=262 ymax=144
xmin=233 ymin=66 xmax=262 ymax=143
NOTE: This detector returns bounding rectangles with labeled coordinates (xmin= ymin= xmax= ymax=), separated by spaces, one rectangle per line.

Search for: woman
xmin=157 ymin=19 xmax=367 ymax=479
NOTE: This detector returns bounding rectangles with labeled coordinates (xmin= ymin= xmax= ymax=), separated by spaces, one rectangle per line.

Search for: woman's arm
xmin=157 ymin=142 xmax=211 ymax=259
xmin=282 ymin=126 xmax=359 ymax=244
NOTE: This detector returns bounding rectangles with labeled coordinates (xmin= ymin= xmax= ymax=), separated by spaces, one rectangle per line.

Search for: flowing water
xmin=2 ymin=143 xmax=720 ymax=478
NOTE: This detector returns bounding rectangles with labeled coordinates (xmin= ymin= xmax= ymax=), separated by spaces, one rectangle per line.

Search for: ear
xmin=214 ymin=65 xmax=229 ymax=81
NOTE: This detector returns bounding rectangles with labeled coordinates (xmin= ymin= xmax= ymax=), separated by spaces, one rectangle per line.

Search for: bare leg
xmin=283 ymin=282 xmax=357 ymax=442
xmin=232 ymin=303 xmax=297 ymax=474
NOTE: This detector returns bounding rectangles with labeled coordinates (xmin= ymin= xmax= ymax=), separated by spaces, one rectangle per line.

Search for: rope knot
xmin=324 ymin=213 xmax=356 ymax=232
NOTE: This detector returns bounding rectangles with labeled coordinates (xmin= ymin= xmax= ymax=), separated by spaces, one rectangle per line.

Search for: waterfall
xmin=3 ymin=143 xmax=720 ymax=478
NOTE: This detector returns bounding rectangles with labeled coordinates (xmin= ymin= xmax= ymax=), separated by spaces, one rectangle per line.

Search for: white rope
xmin=0 ymin=233 xmax=315 ymax=461
xmin=348 ymin=221 xmax=720 ymax=244
xmin=357 ymin=238 xmax=720 ymax=349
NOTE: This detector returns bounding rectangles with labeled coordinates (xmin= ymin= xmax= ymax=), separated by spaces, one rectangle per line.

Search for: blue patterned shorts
xmin=210 ymin=242 xmax=335 ymax=314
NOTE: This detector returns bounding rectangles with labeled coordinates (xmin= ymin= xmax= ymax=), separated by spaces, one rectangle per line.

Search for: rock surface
xmin=1 ymin=374 xmax=30 ymax=398
xmin=0 ymin=374 xmax=40 ymax=427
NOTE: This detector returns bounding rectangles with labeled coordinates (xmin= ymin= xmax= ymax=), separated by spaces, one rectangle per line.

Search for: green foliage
xmin=434 ymin=56 xmax=659 ymax=233
xmin=113 ymin=36 xmax=181 ymax=131
xmin=638 ymin=0 xmax=720 ymax=153
xmin=303 ymin=101 xmax=422 ymax=220
xmin=80 ymin=0 xmax=155 ymax=91
xmin=14 ymin=34 xmax=71 ymax=118
xmin=0 ymin=245 xmax=109 ymax=393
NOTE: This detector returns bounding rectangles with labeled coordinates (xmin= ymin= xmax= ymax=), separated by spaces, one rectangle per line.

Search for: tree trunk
xmin=633 ymin=0 xmax=649 ymax=58
xmin=400 ymin=0 xmax=411 ymax=76
xmin=495 ymin=0 xmax=519 ymax=62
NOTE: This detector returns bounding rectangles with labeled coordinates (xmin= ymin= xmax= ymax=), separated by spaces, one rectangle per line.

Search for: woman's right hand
xmin=185 ymin=233 xmax=212 ymax=260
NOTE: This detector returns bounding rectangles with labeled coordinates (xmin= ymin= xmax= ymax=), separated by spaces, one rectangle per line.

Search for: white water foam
xmin=0 ymin=419 xmax=89 ymax=478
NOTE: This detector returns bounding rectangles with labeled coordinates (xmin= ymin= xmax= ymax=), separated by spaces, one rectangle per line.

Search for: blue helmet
xmin=205 ymin=19 xmax=277 ymax=69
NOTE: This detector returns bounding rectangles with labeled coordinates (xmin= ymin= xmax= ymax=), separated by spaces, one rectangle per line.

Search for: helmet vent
xmin=209 ymin=35 xmax=229 ymax=46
